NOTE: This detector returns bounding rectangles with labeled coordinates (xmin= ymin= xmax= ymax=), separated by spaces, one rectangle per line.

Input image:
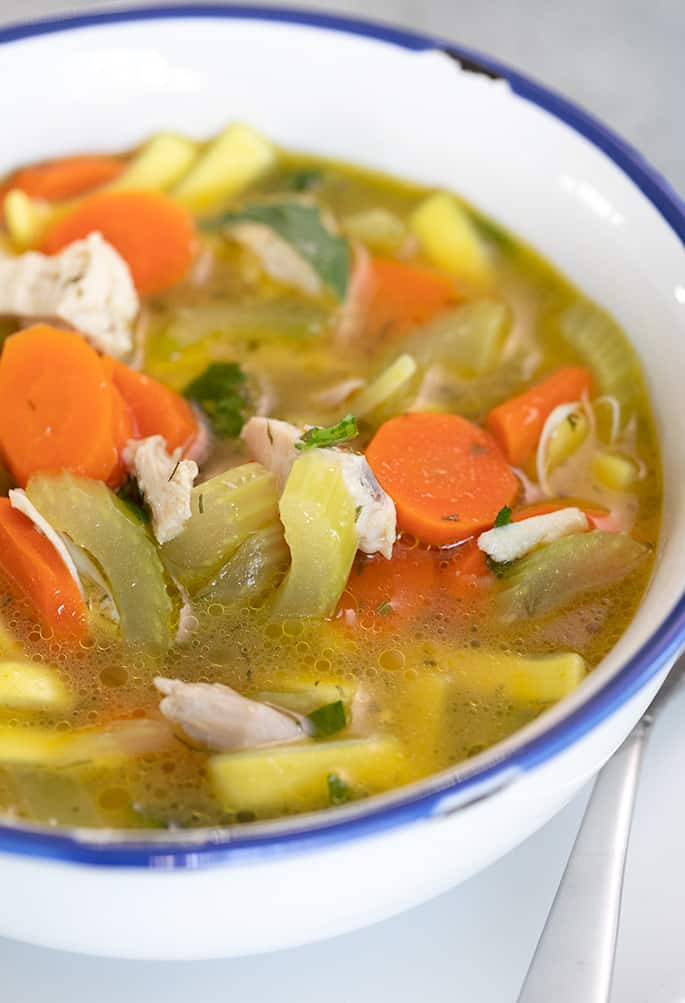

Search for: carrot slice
xmin=5 ymin=154 xmax=124 ymax=202
xmin=486 ymin=366 xmax=592 ymax=466
xmin=366 ymin=412 xmax=518 ymax=546
xmin=102 ymin=357 xmax=199 ymax=454
xmin=0 ymin=325 xmax=121 ymax=487
xmin=107 ymin=384 xmax=137 ymax=488
xmin=41 ymin=190 xmax=196 ymax=295
xmin=440 ymin=538 xmax=493 ymax=601
xmin=365 ymin=256 xmax=458 ymax=338
xmin=0 ymin=498 xmax=86 ymax=641
xmin=337 ymin=539 xmax=439 ymax=627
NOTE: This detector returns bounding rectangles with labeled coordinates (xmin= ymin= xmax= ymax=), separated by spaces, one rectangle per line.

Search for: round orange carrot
xmin=0 ymin=325 xmax=121 ymax=487
xmin=512 ymin=497 xmax=608 ymax=524
xmin=337 ymin=539 xmax=439 ymax=627
xmin=102 ymin=357 xmax=199 ymax=454
xmin=41 ymin=190 xmax=196 ymax=295
xmin=365 ymin=256 xmax=458 ymax=338
xmin=6 ymin=154 xmax=124 ymax=202
xmin=366 ymin=412 xmax=519 ymax=546
xmin=486 ymin=366 xmax=592 ymax=466
xmin=107 ymin=384 xmax=137 ymax=488
xmin=440 ymin=538 xmax=493 ymax=601
xmin=0 ymin=498 xmax=86 ymax=641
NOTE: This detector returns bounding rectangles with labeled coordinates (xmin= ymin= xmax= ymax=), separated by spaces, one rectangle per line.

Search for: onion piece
xmin=594 ymin=394 xmax=621 ymax=446
xmin=535 ymin=395 xmax=596 ymax=496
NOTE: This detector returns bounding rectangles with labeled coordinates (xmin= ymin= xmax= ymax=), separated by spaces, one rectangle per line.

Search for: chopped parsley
xmin=117 ymin=477 xmax=150 ymax=524
xmin=285 ymin=167 xmax=323 ymax=192
xmin=307 ymin=700 xmax=347 ymax=738
xmin=327 ymin=773 xmax=351 ymax=805
xmin=494 ymin=505 xmax=512 ymax=527
xmin=295 ymin=414 xmax=358 ymax=451
xmin=375 ymin=600 xmax=393 ymax=616
xmin=567 ymin=412 xmax=579 ymax=430
xmin=485 ymin=554 xmax=511 ymax=578
xmin=184 ymin=362 xmax=249 ymax=438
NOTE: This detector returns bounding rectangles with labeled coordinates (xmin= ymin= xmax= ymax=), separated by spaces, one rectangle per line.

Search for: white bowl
xmin=1 ymin=5 xmax=684 ymax=961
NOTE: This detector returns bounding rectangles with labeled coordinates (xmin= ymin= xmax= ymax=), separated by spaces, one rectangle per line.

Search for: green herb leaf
xmin=117 ymin=477 xmax=150 ymax=524
xmin=567 ymin=412 xmax=579 ymax=429
xmin=307 ymin=700 xmax=347 ymax=738
xmin=494 ymin=505 xmax=512 ymax=527
xmin=375 ymin=600 xmax=393 ymax=616
xmin=485 ymin=554 xmax=512 ymax=578
xmin=295 ymin=414 xmax=358 ymax=451
xmin=327 ymin=772 xmax=351 ymax=805
xmin=285 ymin=168 xmax=323 ymax=192
xmin=207 ymin=203 xmax=351 ymax=299
xmin=184 ymin=362 xmax=249 ymax=438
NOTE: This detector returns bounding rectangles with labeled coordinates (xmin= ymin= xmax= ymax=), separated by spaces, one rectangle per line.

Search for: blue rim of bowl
xmin=0 ymin=4 xmax=683 ymax=868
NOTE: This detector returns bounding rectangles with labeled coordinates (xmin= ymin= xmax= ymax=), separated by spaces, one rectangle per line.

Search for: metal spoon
xmin=517 ymin=656 xmax=685 ymax=1003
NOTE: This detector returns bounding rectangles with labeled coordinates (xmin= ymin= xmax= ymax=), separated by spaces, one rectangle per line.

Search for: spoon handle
xmin=517 ymin=723 xmax=648 ymax=1003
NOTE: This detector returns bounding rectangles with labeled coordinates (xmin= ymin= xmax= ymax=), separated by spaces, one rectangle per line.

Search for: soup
xmin=0 ymin=125 xmax=660 ymax=829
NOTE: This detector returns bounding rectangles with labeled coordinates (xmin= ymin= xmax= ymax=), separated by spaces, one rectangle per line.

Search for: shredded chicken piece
xmin=241 ymin=416 xmax=396 ymax=558
xmin=478 ymin=508 xmax=589 ymax=564
xmin=0 ymin=232 xmax=138 ymax=357
xmin=123 ymin=435 xmax=198 ymax=544
xmin=154 ymin=677 xmax=304 ymax=751
xmin=232 ymin=222 xmax=322 ymax=297
xmin=241 ymin=416 xmax=301 ymax=489
xmin=319 ymin=448 xmax=396 ymax=559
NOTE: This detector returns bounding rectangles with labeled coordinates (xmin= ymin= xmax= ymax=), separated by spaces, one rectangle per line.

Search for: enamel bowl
xmin=1 ymin=5 xmax=684 ymax=961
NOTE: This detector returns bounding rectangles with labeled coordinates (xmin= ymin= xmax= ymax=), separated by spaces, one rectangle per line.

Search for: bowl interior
xmin=1 ymin=9 xmax=684 ymax=850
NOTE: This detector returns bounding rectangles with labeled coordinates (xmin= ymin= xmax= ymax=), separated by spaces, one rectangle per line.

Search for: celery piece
xmin=349 ymin=354 xmax=418 ymax=423
xmin=199 ymin=523 xmax=290 ymax=605
xmin=410 ymin=193 xmax=493 ymax=288
xmin=161 ymin=463 xmax=280 ymax=593
xmin=209 ymin=735 xmax=408 ymax=815
xmin=9 ymin=766 xmax=103 ymax=827
xmin=26 ymin=472 xmax=172 ymax=652
xmin=173 ymin=123 xmax=276 ymax=212
xmin=342 ymin=208 xmax=407 ymax=253
xmin=547 ymin=411 xmax=589 ymax=471
xmin=496 ymin=530 xmax=648 ymax=620
xmin=412 ymin=350 xmax=530 ymax=419
xmin=592 ymin=450 xmax=638 ymax=491
xmin=404 ymin=300 xmax=510 ymax=376
xmin=271 ymin=452 xmax=358 ymax=619
xmin=560 ymin=302 xmax=644 ymax=408
xmin=256 ymin=682 xmax=355 ymax=716
xmin=0 ymin=660 xmax=72 ymax=711
xmin=109 ymin=132 xmax=198 ymax=191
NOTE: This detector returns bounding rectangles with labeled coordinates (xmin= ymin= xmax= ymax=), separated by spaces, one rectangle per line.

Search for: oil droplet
xmin=100 ymin=665 xmax=128 ymax=688
xmin=378 ymin=649 xmax=405 ymax=671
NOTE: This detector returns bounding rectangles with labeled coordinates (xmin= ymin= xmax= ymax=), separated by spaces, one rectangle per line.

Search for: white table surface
xmin=1 ymin=2 xmax=683 ymax=1000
